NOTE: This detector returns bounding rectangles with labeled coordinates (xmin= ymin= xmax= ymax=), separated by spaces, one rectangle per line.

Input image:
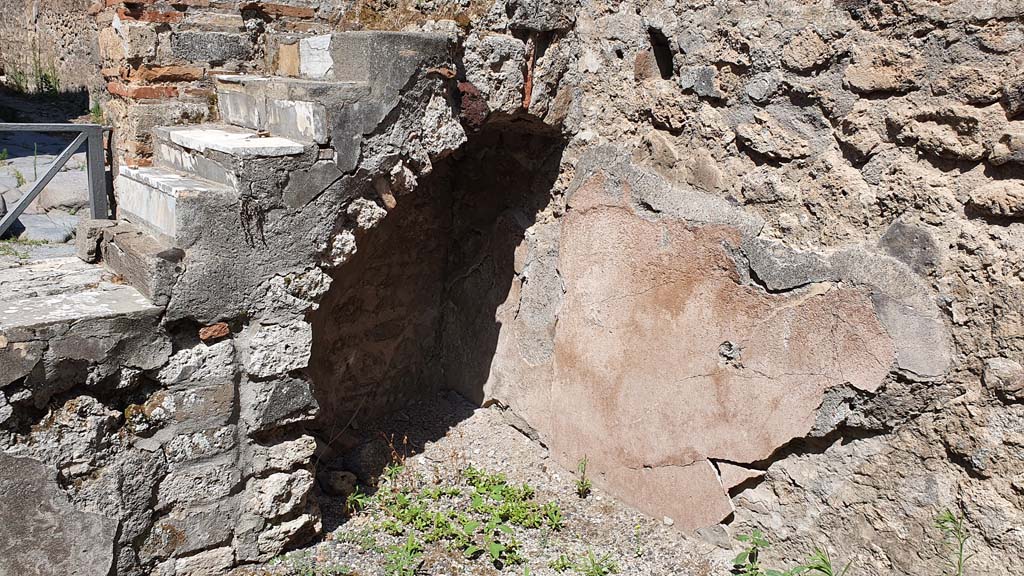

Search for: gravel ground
xmin=234 ymin=392 xmax=729 ymax=576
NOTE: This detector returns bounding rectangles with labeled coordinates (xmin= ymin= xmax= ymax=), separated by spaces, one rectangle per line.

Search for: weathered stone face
xmin=462 ymin=159 xmax=896 ymax=529
xmin=4 ymin=0 xmax=1024 ymax=572
xmin=0 ymin=454 xmax=117 ymax=576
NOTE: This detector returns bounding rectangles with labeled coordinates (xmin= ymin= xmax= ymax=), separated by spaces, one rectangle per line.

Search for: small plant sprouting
xmin=733 ymin=530 xmax=771 ymax=576
xmin=936 ymin=509 xmax=974 ymax=576
xmin=383 ymin=462 xmax=404 ymax=484
xmin=384 ymin=534 xmax=423 ymax=576
xmin=345 ymin=486 xmax=370 ymax=514
xmin=801 ymin=547 xmax=852 ymax=576
xmin=632 ymin=524 xmax=645 ymax=558
xmin=543 ymin=501 xmax=564 ymax=531
xmin=0 ymin=148 xmax=8 ymax=163
xmin=575 ymin=456 xmax=592 ymax=499
xmin=550 ymin=554 xmax=574 ymax=572
xmin=732 ymin=530 xmax=805 ymax=576
xmin=90 ymin=103 xmax=104 ymax=125
xmin=268 ymin=550 xmax=351 ymax=576
xmin=14 ymin=169 xmax=26 ymax=187
xmin=575 ymin=549 xmax=620 ymax=576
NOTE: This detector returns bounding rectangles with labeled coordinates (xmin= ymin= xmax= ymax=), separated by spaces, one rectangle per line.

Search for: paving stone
xmin=16 ymin=213 xmax=75 ymax=242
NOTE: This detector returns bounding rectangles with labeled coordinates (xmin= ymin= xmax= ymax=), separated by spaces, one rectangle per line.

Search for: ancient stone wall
xmin=444 ymin=1 xmax=1024 ymax=574
xmin=3 ymin=0 xmax=1024 ymax=575
xmin=0 ymin=0 xmax=101 ymax=95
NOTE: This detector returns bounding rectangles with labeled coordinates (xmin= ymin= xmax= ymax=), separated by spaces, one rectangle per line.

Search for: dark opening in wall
xmin=305 ymin=117 xmax=565 ymax=476
xmin=648 ymin=27 xmax=675 ymax=80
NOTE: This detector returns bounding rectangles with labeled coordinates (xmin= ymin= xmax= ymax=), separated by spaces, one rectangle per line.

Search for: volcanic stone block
xmin=102 ymin=223 xmax=184 ymax=306
xmin=171 ymin=32 xmax=251 ymax=64
xmin=0 ymin=453 xmax=117 ymax=576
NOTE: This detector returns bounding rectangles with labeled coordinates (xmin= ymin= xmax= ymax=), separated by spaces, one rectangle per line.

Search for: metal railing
xmin=0 ymin=123 xmax=111 ymax=238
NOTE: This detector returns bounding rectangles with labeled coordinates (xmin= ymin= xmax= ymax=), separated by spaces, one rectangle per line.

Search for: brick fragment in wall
xmin=200 ymin=322 xmax=231 ymax=342
xmin=107 ymin=82 xmax=180 ymax=100
xmin=117 ymin=7 xmax=184 ymax=23
xmin=241 ymin=2 xmax=316 ymax=19
xmin=131 ymin=65 xmax=205 ymax=83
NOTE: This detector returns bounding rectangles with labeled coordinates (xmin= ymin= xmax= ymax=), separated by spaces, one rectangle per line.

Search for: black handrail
xmin=0 ymin=123 xmax=111 ymax=238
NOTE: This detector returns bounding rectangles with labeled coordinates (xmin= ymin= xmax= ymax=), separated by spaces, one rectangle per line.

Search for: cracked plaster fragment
xmin=246 ymin=470 xmax=315 ymax=520
xmin=263 ymin=268 xmax=333 ymax=315
xmin=542 ymin=158 xmax=896 ymax=530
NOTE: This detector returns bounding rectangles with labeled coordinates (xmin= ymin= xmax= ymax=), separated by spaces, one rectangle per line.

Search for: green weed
xmin=6 ymin=65 xmax=28 ymax=93
xmin=575 ymin=457 xmax=592 ymax=499
xmin=14 ymin=169 xmax=26 ymax=187
xmin=543 ymin=501 xmax=564 ymax=531
xmin=268 ymin=550 xmax=351 ymax=576
xmin=31 ymin=45 xmax=60 ymax=94
xmin=333 ymin=527 xmax=380 ymax=552
xmin=383 ymin=462 xmax=404 ymax=484
xmin=0 ymin=149 xmax=8 ymax=163
xmin=341 ymin=463 xmax=568 ymax=573
xmin=936 ymin=510 xmax=974 ymax=576
xmin=550 ymin=554 xmax=574 ymax=572
xmin=90 ymin=103 xmax=104 ymax=125
xmin=384 ymin=534 xmax=423 ymax=576
xmin=732 ymin=531 xmax=802 ymax=576
xmin=346 ymin=486 xmax=371 ymax=514
xmin=801 ymin=547 xmax=851 ymax=576
xmin=574 ymin=550 xmax=619 ymax=576
xmin=0 ymin=243 xmax=29 ymax=259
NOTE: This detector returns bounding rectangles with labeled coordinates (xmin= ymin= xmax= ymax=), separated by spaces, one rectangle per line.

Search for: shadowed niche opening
xmin=648 ymin=27 xmax=675 ymax=80
xmin=305 ymin=115 xmax=565 ymax=495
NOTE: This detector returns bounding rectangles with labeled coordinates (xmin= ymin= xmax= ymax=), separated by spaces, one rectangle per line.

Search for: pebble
xmin=663 ymin=516 xmax=675 ymax=526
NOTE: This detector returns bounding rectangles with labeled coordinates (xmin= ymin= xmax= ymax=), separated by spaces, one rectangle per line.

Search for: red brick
xmin=183 ymin=87 xmax=215 ymax=98
xmin=131 ymin=64 xmax=204 ymax=83
xmin=117 ymin=6 xmax=183 ymax=22
xmin=199 ymin=322 xmax=230 ymax=342
xmin=241 ymin=1 xmax=315 ymax=18
xmin=122 ymin=155 xmax=153 ymax=168
xmin=107 ymin=82 xmax=179 ymax=100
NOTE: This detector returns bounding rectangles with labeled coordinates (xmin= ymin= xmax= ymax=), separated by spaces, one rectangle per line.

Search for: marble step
xmin=267 ymin=31 xmax=454 ymax=85
xmin=115 ymin=165 xmax=234 ymax=247
xmin=152 ymin=123 xmax=309 ymax=187
xmin=215 ymin=75 xmax=368 ymax=145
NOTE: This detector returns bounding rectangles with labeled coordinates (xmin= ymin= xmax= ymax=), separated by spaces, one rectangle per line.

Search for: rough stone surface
xmin=984 ymin=357 xmax=1024 ymax=402
xmin=3 ymin=0 xmax=1024 ymax=574
xmin=0 ymin=453 xmax=117 ymax=576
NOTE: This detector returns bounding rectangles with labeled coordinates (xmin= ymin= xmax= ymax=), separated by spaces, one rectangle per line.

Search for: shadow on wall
xmin=0 ymin=85 xmax=90 ymax=126
xmin=305 ymin=115 xmax=566 ymax=492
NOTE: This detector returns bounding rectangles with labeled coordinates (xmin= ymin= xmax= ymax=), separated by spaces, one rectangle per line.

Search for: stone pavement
xmin=0 ymin=129 xmax=88 ymax=242
xmin=0 ymin=253 xmax=157 ymax=331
